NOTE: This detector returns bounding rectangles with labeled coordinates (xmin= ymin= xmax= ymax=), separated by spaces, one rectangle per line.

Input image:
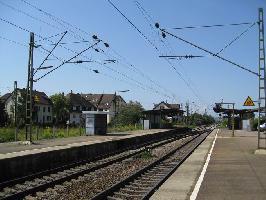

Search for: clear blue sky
xmin=0 ymin=0 xmax=266 ymax=114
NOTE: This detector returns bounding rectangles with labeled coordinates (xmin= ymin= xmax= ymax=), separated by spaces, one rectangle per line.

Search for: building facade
xmin=82 ymin=93 xmax=127 ymax=123
xmin=0 ymin=89 xmax=53 ymax=124
xmin=67 ymin=92 xmax=97 ymax=125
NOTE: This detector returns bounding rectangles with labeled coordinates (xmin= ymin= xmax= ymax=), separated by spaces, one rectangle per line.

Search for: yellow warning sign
xmin=243 ymin=96 xmax=255 ymax=106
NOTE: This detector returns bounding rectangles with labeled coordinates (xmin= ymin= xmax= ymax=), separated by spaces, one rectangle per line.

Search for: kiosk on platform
xmin=82 ymin=111 xmax=109 ymax=135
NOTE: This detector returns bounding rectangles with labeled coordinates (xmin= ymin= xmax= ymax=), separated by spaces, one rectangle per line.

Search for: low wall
xmin=0 ymin=128 xmax=189 ymax=183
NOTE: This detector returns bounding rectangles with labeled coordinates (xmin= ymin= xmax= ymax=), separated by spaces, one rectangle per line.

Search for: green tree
xmin=190 ymin=113 xmax=215 ymax=126
xmin=111 ymin=101 xmax=144 ymax=126
xmin=50 ymin=93 xmax=69 ymax=124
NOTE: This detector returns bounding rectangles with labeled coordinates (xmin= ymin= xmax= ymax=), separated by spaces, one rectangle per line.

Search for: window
xmin=73 ymin=114 xmax=76 ymax=118
xmin=73 ymin=106 xmax=76 ymax=110
xmin=43 ymin=107 xmax=46 ymax=112
xmin=76 ymin=106 xmax=80 ymax=111
xmin=47 ymin=116 xmax=51 ymax=121
xmin=38 ymin=106 xmax=40 ymax=111
xmin=48 ymin=107 xmax=50 ymax=112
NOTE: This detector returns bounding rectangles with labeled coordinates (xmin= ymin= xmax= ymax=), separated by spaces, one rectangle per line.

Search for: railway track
xmin=91 ymin=127 xmax=213 ymax=200
xmin=0 ymin=128 xmax=202 ymax=200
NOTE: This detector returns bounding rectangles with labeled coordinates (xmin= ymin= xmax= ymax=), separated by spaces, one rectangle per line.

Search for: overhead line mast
xmin=258 ymin=8 xmax=266 ymax=149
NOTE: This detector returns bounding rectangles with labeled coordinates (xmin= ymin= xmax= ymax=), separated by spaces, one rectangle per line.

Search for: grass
xmin=135 ymin=148 xmax=153 ymax=159
xmin=0 ymin=124 xmax=143 ymax=143
xmin=107 ymin=124 xmax=142 ymax=133
xmin=0 ymin=126 xmax=84 ymax=143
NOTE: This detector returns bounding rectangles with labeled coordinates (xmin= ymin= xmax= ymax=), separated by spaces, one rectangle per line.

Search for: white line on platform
xmin=189 ymin=129 xmax=218 ymax=200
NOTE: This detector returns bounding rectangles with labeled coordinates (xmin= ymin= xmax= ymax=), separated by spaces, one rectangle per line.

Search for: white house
xmin=0 ymin=89 xmax=53 ymax=124
xmin=82 ymin=93 xmax=127 ymax=124
xmin=66 ymin=92 xmax=97 ymax=125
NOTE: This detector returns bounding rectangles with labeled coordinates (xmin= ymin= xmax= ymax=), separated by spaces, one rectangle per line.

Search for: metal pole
xmin=258 ymin=101 xmax=261 ymax=148
xmin=186 ymin=102 xmax=189 ymax=126
xmin=258 ymin=8 xmax=266 ymax=149
xmin=114 ymin=92 xmax=117 ymax=116
xmin=25 ymin=32 xmax=34 ymax=143
xmin=232 ymin=103 xmax=235 ymax=137
xmin=14 ymin=81 xmax=18 ymax=141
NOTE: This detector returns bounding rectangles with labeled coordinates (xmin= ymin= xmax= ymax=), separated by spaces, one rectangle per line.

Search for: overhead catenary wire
xmin=172 ymin=22 xmax=255 ymax=30
xmin=19 ymin=0 xmax=86 ymax=42
xmin=159 ymin=27 xmax=259 ymax=76
xmin=134 ymin=0 xmax=205 ymax=102
xmin=35 ymin=31 xmax=67 ymax=75
xmin=216 ymin=22 xmax=256 ymax=55
xmin=0 ymin=34 xmax=65 ymax=62
xmin=0 ymin=19 xmax=170 ymax=98
xmin=34 ymin=41 xmax=101 ymax=81
xmin=135 ymin=0 xmax=205 ymax=102
xmin=107 ymin=0 xmax=204 ymax=103
xmin=0 ymin=0 xmax=85 ymax=43
xmin=0 ymin=33 xmax=169 ymax=99
xmin=17 ymin=0 xmax=174 ymax=100
xmin=107 ymin=0 xmax=160 ymax=52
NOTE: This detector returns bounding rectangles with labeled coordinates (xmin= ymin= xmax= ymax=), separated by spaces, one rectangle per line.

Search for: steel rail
xmin=90 ymin=127 xmax=213 ymax=200
xmin=0 ymin=129 xmax=194 ymax=200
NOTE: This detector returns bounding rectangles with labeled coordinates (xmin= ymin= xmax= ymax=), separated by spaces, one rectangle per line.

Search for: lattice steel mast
xmin=258 ymin=8 xmax=266 ymax=149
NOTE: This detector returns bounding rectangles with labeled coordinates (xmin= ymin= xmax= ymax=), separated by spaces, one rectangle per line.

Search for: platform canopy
xmin=213 ymin=103 xmax=259 ymax=115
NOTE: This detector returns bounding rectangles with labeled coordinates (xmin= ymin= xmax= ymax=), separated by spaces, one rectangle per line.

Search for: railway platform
xmin=0 ymin=128 xmax=189 ymax=184
xmin=0 ymin=129 xmax=169 ymax=157
xmin=151 ymin=129 xmax=266 ymax=200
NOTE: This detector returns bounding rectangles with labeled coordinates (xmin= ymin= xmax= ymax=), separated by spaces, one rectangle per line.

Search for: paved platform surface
xmin=0 ymin=129 xmax=169 ymax=159
xmin=197 ymin=129 xmax=266 ymax=200
xmin=151 ymin=129 xmax=266 ymax=200
xmin=151 ymin=129 xmax=217 ymax=200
